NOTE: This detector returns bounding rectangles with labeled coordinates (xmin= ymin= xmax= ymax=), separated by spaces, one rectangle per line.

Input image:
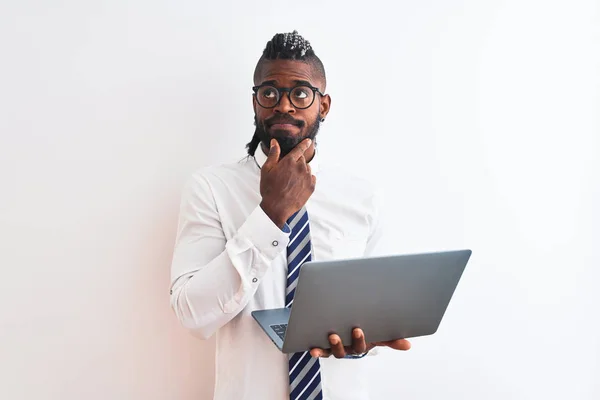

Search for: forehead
xmin=255 ymin=60 xmax=322 ymax=88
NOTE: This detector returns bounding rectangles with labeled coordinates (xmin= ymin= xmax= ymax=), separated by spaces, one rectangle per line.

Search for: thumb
xmin=383 ymin=339 xmax=411 ymax=351
xmin=264 ymin=139 xmax=280 ymax=168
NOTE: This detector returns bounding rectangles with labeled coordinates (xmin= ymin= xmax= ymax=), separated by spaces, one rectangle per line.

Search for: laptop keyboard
xmin=270 ymin=324 xmax=288 ymax=340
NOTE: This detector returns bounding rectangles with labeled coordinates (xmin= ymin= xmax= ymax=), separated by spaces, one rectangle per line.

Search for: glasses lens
xmin=289 ymin=86 xmax=315 ymax=109
xmin=256 ymin=86 xmax=279 ymax=108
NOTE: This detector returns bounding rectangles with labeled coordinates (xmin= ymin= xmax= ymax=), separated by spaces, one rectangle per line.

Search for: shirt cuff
xmin=344 ymin=350 xmax=370 ymax=359
xmin=237 ymin=205 xmax=291 ymax=262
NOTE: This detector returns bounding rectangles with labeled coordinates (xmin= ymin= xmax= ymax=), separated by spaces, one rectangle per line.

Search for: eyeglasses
xmin=252 ymin=83 xmax=324 ymax=110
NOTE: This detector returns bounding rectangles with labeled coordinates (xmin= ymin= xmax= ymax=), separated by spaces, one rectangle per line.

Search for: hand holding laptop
xmin=309 ymin=327 xmax=411 ymax=358
xmin=252 ymin=250 xmax=471 ymax=355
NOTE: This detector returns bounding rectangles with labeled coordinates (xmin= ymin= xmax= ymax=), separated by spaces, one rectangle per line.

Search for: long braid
xmin=246 ymin=130 xmax=262 ymax=157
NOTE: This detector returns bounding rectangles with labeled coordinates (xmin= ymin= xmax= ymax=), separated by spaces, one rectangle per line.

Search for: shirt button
xmin=272 ymin=240 xmax=279 ymax=246
xmin=252 ymin=277 xmax=258 ymax=283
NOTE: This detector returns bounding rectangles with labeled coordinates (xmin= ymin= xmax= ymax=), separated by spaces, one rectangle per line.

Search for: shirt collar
xmin=253 ymin=144 xmax=320 ymax=174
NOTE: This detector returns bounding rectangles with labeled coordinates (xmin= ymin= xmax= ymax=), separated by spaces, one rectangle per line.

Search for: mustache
xmin=264 ymin=114 xmax=304 ymax=128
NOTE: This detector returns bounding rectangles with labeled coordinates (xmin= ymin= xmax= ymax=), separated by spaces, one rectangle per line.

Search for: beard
xmin=254 ymin=113 xmax=321 ymax=159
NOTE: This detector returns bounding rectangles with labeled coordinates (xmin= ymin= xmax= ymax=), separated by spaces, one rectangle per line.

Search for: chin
xmin=269 ymin=128 xmax=303 ymax=143
xmin=269 ymin=127 xmax=302 ymax=137
xmin=261 ymin=135 xmax=301 ymax=157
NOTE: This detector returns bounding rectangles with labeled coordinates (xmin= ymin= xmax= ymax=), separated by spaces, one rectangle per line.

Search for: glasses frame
xmin=252 ymin=83 xmax=325 ymax=110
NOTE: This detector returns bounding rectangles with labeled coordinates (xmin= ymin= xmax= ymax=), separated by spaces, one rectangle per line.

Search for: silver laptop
xmin=252 ymin=249 xmax=472 ymax=354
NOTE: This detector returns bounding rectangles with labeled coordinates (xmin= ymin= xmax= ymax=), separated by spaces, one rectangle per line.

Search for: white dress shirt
xmin=170 ymin=147 xmax=385 ymax=400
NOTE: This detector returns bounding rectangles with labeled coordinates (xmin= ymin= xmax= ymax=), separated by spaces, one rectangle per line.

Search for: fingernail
xmin=306 ymin=139 xmax=312 ymax=145
xmin=331 ymin=338 xmax=338 ymax=345
xmin=354 ymin=330 xmax=361 ymax=339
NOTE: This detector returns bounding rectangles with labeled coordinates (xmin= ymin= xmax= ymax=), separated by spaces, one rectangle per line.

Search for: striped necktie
xmin=286 ymin=207 xmax=323 ymax=400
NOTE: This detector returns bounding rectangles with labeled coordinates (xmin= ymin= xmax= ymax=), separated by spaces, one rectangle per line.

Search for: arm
xmin=364 ymin=187 xmax=385 ymax=258
xmin=169 ymin=172 xmax=290 ymax=339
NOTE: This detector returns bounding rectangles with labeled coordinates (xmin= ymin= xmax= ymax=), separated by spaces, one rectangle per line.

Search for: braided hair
xmin=246 ymin=31 xmax=326 ymax=156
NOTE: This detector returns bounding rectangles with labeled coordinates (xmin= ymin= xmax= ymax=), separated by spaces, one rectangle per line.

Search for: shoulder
xmin=188 ymin=156 xmax=255 ymax=184
xmin=191 ymin=156 xmax=254 ymax=180
xmin=182 ymin=156 xmax=256 ymax=197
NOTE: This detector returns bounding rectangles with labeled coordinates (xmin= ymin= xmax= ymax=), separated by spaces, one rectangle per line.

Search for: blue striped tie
xmin=286 ymin=207 xmax=323 ymax=400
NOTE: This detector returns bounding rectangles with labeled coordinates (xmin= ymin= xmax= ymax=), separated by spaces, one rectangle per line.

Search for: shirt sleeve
xmin=364 ymin=186 xmax=386 ymax=258
xmin=169 ymin=172 xmax=290 ymax=339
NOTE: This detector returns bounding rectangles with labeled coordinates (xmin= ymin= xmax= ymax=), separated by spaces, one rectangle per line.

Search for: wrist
xmin=260 ymin=201 xmax=287 ymax=229
xmin=344 ymin=350 xmax=369 ymax=359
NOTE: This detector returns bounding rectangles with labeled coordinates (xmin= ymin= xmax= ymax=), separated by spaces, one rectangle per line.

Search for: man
xmin=170 ymin=31 xmax=410 ymax=400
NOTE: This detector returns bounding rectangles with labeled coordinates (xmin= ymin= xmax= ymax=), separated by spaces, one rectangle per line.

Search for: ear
xmin=252 ymin=94 xmax=257 ymax=114
xmin=319 ymin=94 xmax=331 ymax=120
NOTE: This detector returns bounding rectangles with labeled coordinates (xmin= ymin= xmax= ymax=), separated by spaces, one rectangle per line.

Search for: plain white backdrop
xmin=1 ymin=0 xmax=598 ymax=399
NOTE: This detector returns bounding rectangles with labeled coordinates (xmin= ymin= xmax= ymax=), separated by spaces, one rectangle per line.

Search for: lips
xmin=270 ymin=123 xmax=297 ymax=129
xmin=266 ymin=116 xmax=302 ymax=128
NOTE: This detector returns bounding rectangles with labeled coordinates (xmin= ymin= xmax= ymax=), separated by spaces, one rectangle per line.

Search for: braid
xmin=262 ymin=30 xmax=315 ymax=59
xmin=245 ymin=131 xmax=261 ymax=157
xmin=247 ymin=31 xmax=326 ymax=156
xmin=253 ymin=30 xmax=324 ymax=87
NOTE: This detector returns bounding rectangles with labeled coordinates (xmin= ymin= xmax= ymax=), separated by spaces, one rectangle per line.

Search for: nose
xmin=273 ymin=91 xmax=295 ymax=114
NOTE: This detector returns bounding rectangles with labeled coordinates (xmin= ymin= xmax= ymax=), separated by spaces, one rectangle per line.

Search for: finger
xmin=297 ymin=155 xmax=307 ymax=172
xmin=375 ymin=339 xmax=411 ymax=351
xmin=387 ymin=339 xmax=411 ymax=351
xmin=310 ymin=348 xmax=330 ymax=358
xmin=351 ymin=328 xmax=367 ymax=354
xmin=287 ymin=138 xmax=312 ymax=162
xmin=329 ymin=334 xmax=346 ymax=359
xmin=263 ymin=139 xmax=280 ymax=169
xmin=306 ymin=163 xmax=312 ymax=175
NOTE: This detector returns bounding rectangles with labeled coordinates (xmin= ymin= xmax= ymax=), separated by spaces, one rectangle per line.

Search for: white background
xmin=1 ymin=0 xmax=598 ymax=399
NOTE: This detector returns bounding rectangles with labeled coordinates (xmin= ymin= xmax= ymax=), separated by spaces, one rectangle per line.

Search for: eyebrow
xmin=292 ymin=80 xmax=313 ymax=87
xmin=259 ymin=79 xmax=315 ymax=87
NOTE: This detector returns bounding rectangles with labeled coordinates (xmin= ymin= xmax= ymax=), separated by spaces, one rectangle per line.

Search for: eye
xmin=292 ymin=88 xmax=309 ymax=99
xmin=261 ymin=88 xmax=277 ymax=99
